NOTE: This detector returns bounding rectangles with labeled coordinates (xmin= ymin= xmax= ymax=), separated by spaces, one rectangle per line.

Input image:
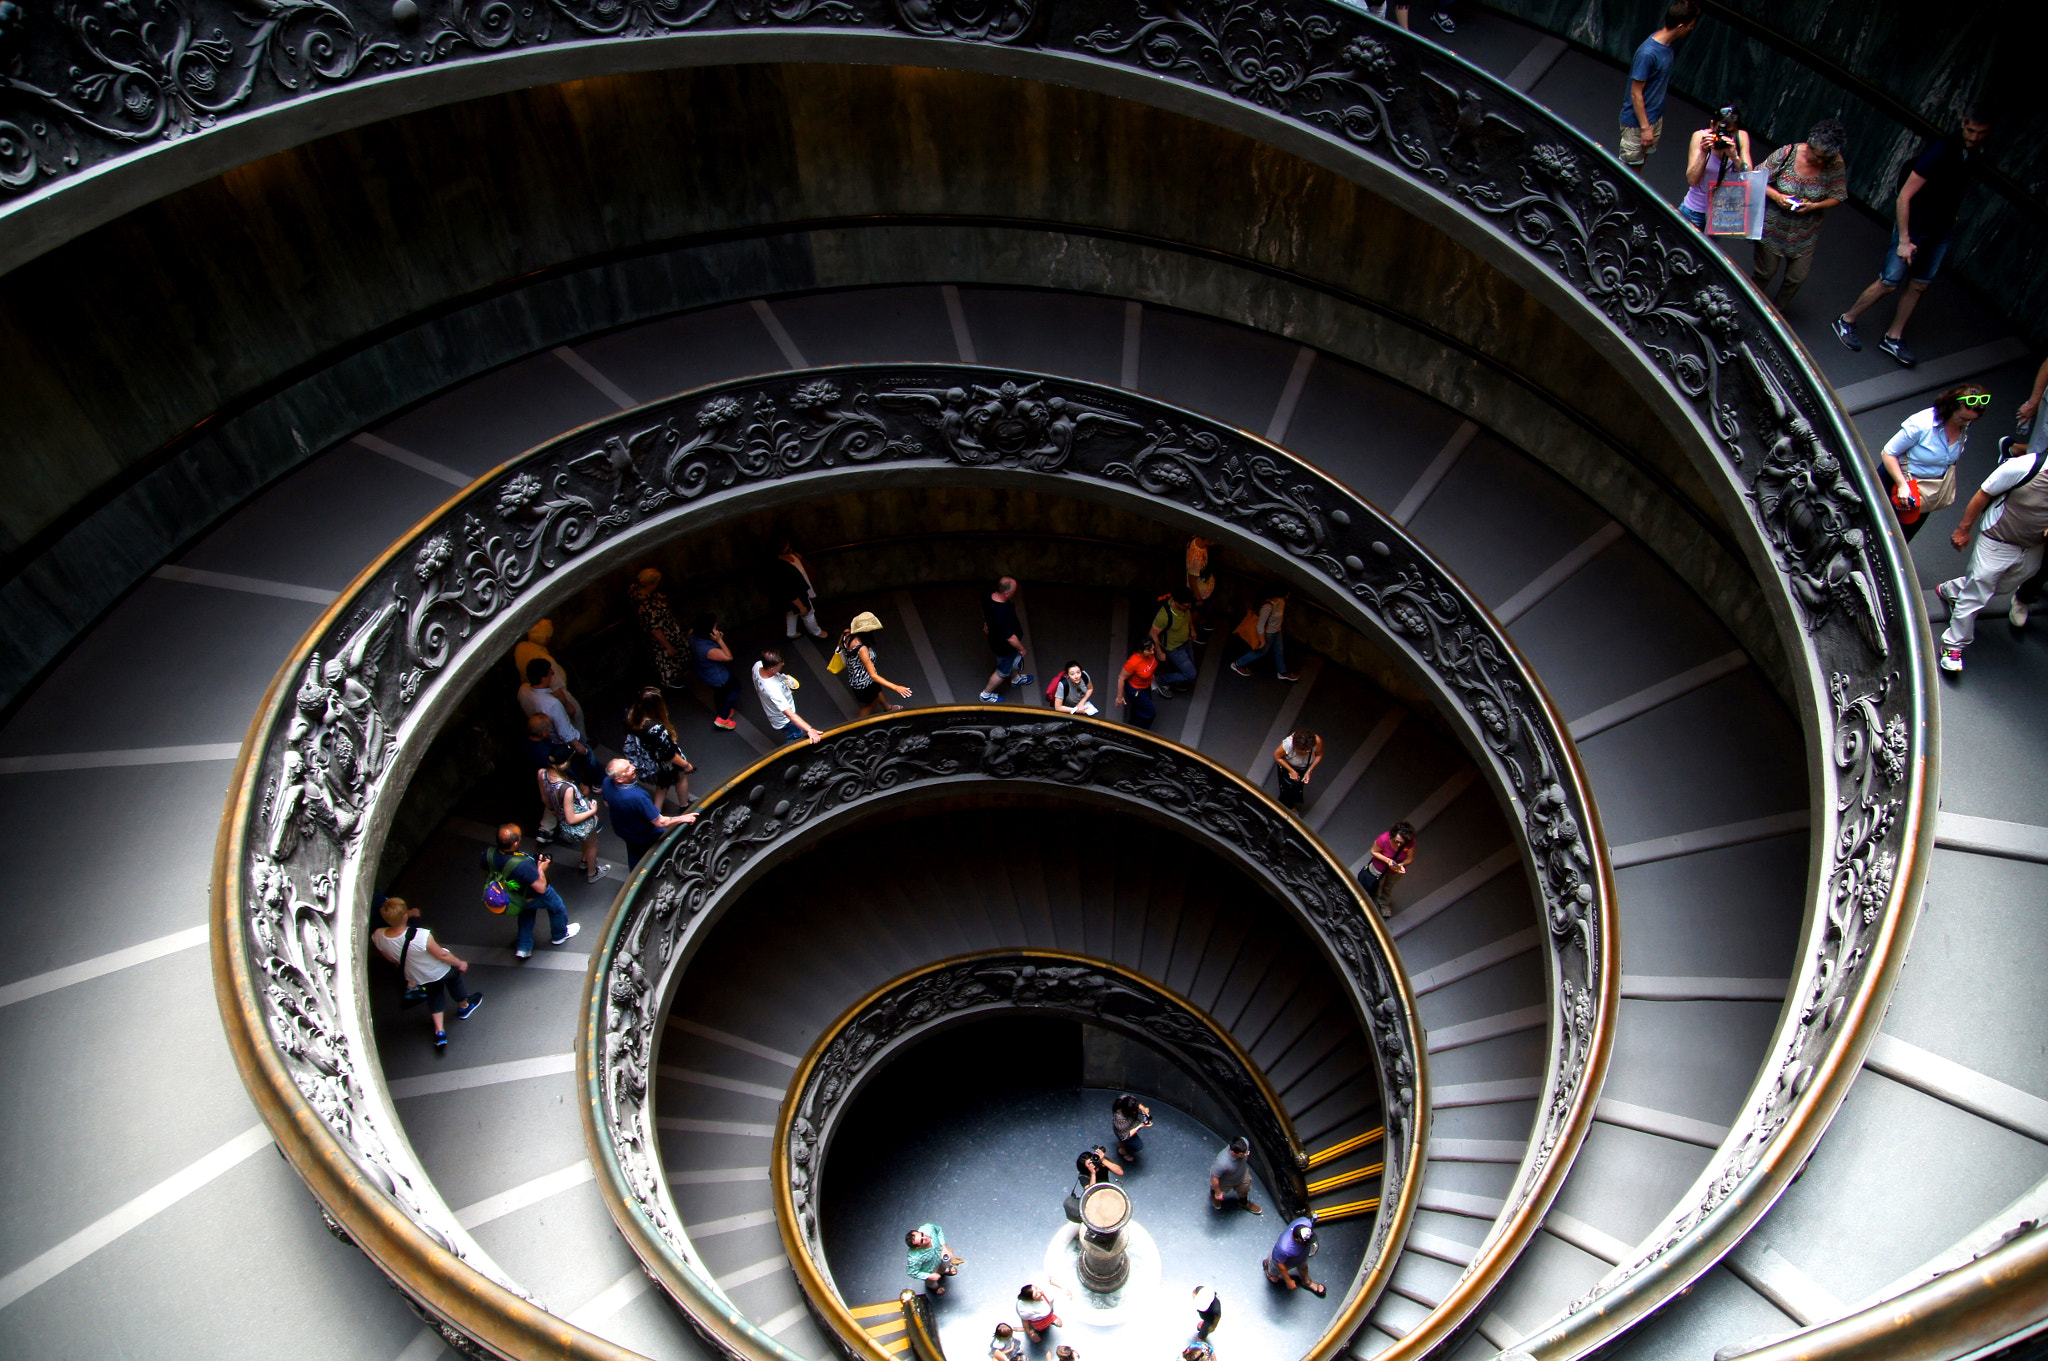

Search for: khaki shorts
xmin=1619 ymin=117 xmax=1663 ymax=167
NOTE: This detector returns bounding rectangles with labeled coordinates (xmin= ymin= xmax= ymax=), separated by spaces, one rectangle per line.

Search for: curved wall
xmin=0 ymin=62 xmax=1784 ymax=711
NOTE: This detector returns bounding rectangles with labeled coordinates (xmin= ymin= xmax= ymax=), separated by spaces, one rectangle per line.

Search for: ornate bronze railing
xmin=576 ymin=703 xmax=1423 ymax=1359
xmin=213 ymin=362 xmax=1618 ymax=1359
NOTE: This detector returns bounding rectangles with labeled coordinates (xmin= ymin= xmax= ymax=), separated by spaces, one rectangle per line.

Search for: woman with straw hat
xmin=835 ymin=610 xmax=914 ymax=718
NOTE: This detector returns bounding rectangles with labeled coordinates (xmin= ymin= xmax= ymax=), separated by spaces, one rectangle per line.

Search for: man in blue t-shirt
xmin=1263 ymin=1215 xmax=1324 ymax=1296
xmin=480 ymin=824 xmax=577 ymax=959
xmin=1617 ymin=1 xmax=1700 ymax=170
xmin=602 ymin=758 xmax=695 ymax=869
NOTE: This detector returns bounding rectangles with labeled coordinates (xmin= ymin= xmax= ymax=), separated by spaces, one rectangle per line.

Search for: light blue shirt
xmin=1884 ymin=407 xmax=1967 ymax=480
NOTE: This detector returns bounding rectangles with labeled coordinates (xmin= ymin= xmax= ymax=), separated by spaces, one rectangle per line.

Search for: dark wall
xmin=0 ymin=62 xmax=1778 ymax=713
xmin=1480 ymin=0 xmax=2048 ymax=349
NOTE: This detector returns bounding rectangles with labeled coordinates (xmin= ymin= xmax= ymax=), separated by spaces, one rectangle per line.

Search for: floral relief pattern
xmin=587 ymin=717 xmax=1425 ymax=1303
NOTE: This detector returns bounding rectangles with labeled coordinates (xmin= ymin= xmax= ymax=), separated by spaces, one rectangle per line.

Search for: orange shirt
xmin=1123 ymin=653 xmax=1159 ymax=690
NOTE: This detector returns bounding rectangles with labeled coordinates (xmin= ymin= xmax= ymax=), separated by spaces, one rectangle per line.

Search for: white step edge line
xmin=1425 ymin=1005 xmax=1547 ymax=1054
xmin=793 ymin=636 xmax=861 ymax=721
xmin=1594 ymin=1097 xmax=1731 ymax=1148
xmin=1568 ymin=650 xmax=1750 ymax=741
xmin=1418 ymin=1186 xmax=1507 ymax=1220
xmin=0 ymin=924 xmax=209 ymax=1008
xmin=1387 ymin=846 xmax=1519 ymax=940
xmin=669 ymin=1018 xmax=802 ymax=1068
xmin=1851 ymin=1175 xmax=2048 ymax=1313
xmin=1388 ymin=1277 xmax=1444 ymax=1310
xmin=0 ymin=1122 xmax=272 ymax=1311
xmin=1175 ymin=629 xmax=1229 ymax=749
xmin=1392 ymin=420 xmax=1479 ymax=526
xmin=1935 ymin=810 xmax=2048 ymax=865
xmin=654 ymin=1068 xmax=786 ymax=1101
xmin=892 ymin=588 xmax=957 ymax=706
xmin=453 ymin=1159 xmax=594 ymax=1231
xmin=568 ymin=1265 xmax=655 ymax=1329
xmin=1244 ymin=655 xmax=1325 ymax=781
xmin=1726 ymin=1241 xmax=1846 ymax=1326
xmin=352 ymin=432 xmax=473 ymax=488
xmin=1409 ymin=927 xmax=1541 ymax=996
xmin=1429 ymin=1138 xmax=1528 ymax=1163
xmin=440 ymin=943 xmax=589 ymax=973
xmin=388 ymin=1052 xmax=575 ymax=1100
xmin=1404 ymin=1229 xmax=1479 ymax=1267
xmin=0 ymin=743 xmax=241 ymax=774
xmin=1106 ymin=595 xmax=1130 ymax=724
xmin=1835 ymin=336 xmax=2031 ymax=415
xmin=655 ymin=1117 xmax=776 ymax=1137
xmin=940 ymin=284 xmax=977 ymax=363
xmin=750 ymin=299 xmax=809 ymax=369
xmin=1544 ymin=1210 xmax=1633 ymax=1266
xmin=552 ymin=345 xmax=637 ymax=409
xmin=1478 ymin=1311 xmax=1527 ymax=1349
xmin=1608 ymin=809 xmax=1810 ymax=869
xmin=1620 ymin=974 xmax=1789 ymax=1001
xmin=1432 ymin=1077 xmax=1542 ymax=1108
xmin=667 ymin=1166 xmax=771 ymax=1185
xmin=1864 ymin=1032 xmax=2048 ymax=1143
xmin=760 ymin=1304 xmax=813 ymax=1337
xmin=1494 ymin=521 xmax=1625 ymax=626
xmin=152 ymin=564 xmax=338 ymax=605
xmin=685 ymin=1208 xmax=780 ymax=1239
xmin=1266 ymin=345 xmax=1317 ymax=443
xmin=715 ymin=1256 xmax=793 ymax=1291
xmin=1305 ymin=706 xmax=1405 ymax=832
xmin=1408 ymin=767 xmax=1478 ymax=832
xmin=394 ymin=1325 xmax=450 ymax=1361
xmin=1120 ymin=301 xmax=1143 ymax=389
xmin=1505 ymin=33 xmax=1568 ymax=92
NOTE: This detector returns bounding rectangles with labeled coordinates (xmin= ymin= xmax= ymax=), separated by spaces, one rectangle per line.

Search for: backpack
xmin=482 ymin=849 xmax=531 ymax=914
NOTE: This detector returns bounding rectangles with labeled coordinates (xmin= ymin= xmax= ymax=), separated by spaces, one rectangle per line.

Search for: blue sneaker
xmin=434 ymin=1030 xmax=448 ymax=1049
xmin=457 ymin=994 xmax=484 ymax=1020
xmin=1010 ymin=672 xmax=1035 ymax=687
xmin=979 ymin=690 xmax=1003 ymax=703
xmin=1832 ymin=316 xmax=1862 ymax=352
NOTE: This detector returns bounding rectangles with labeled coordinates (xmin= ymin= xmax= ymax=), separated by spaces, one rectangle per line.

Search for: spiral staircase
xmin=3 ymin=4 xmax=2042 ymax=1361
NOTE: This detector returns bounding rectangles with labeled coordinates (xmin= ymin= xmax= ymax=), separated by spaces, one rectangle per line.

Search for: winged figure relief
xmin=877 ymin=380 xmax=1142 ymax=470
xmin=1421 ymin=73 xmax=1526 ymax=172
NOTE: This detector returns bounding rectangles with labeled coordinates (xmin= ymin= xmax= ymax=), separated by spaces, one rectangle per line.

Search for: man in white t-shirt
xmin=518 ymin=659 xmax=598 ymax=780
xmin=513 ymin=619 xmax=583 ymax=728
xmin=753 ymin=651 xmax=824 ymax=746
xmin=1935 ymin=436 xmax=2048 ymax=672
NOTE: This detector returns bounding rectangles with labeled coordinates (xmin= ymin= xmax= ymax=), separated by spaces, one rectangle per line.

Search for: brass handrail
xmin=580 ymin=709 xmax=1432 ymax=1361
xmin=220 ymin=360 xmax=1617 ymax=1360
xmin=901 ymin=1290 xmax=946 ymax=1361
xmin=770 ymin=947 xmax=1347 ymax=1361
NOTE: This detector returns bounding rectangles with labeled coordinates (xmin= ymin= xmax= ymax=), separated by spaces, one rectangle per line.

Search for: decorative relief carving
xmin=584 ymin=717 xmax=1422 ymax=1296
xmin=780 ymin=953 xmax=1312 ymax=1256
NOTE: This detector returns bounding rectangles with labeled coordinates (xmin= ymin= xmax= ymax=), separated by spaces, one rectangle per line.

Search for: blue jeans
xmin=1156 ymin=644 xmax=1197 ymax=688
xmin=1880 ymin=225 xmax=1949 ymax=286
xmin=775 ymin=722 xmax=809 ymax=746
xmin=1678 ymin=204 xmax=1707 ymax=229
xmin=993 ymin=650 xmax=1025 ymax=680
xmin=515 ymin=886 xmax=571 ymax=953
xmin=1123 ymin=685 xmax=1156 ymax=729
xmin=1236 ymin=634 xmax=1288 ymax=675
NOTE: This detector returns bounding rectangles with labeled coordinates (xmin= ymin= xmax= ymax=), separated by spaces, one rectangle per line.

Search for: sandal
xmin=1306 ymin=1282 xmax=1326 ymax=1297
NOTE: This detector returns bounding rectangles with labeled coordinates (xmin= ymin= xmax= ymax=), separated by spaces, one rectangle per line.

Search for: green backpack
xmin=482 ymin=850 xmax=532 ymax=914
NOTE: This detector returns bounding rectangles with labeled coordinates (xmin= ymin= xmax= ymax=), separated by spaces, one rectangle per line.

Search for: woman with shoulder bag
xmin=1882 ymin=384 xmax=1990 ymax=540
xmin=625 ymin=686 xmax=695 ymax=812
xmin=540 ymin=744 xmax=608 ymax=883
xmin=834 ymin=611 xmax=913 ymax=718
xmin=1751 ymin=118 xmax=1849 ymax=307
xmin=1232 ymin=590 xmax=1296 ymax=680
xmin=371 ymin=897 xmax=481 ymax=1050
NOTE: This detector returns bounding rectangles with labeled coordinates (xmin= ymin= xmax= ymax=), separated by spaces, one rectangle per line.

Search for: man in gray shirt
xmin=1208 ymin=1137 xmax=1262 ymax=1214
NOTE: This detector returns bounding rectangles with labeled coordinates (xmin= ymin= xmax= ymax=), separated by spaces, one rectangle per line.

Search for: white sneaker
xmin=2013 ymin=598 xmax=2032 ymax=628
xmin=1939 ymin=645 xmax=1965 ymax=673
xmin=550 ymin=921 xmax=583 ymax=946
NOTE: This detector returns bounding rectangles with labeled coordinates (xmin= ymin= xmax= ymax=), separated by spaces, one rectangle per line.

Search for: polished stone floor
xmin=821 ymin=1077 xmax=1369 ymax=1360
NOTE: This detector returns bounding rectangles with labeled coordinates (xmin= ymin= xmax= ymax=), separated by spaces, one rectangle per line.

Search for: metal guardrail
xmin=578 ymin=710 xmax=1420 ymax=1361
xmin=213 ymin=361 xmax=1619 ymax=1358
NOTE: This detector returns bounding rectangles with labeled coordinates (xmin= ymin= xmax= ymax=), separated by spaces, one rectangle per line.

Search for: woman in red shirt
xmin=1116 ymin=640 xmax=1161 ymax=730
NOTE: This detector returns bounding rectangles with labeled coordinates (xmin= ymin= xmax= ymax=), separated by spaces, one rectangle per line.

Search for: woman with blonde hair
xmin=371 ymin=897 xmax=480 ymax=1050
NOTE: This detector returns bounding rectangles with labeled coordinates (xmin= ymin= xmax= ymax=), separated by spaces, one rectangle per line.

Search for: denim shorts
xmin=1880 ymin=225 xmax=1949 ymax=286
xmin=1678 ymin=204 xmax=1707 ymax=229
xmin=994 ymin=650 xmax=1024 ymax=678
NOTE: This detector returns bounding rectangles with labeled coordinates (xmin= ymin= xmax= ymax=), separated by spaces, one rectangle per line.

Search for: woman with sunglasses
xmin=1881 ymin=384 xmax=1991 ymax=540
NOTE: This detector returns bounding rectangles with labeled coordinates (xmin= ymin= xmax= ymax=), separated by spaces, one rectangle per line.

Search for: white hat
xmin=1192 ymin=1286 xmax=1216 ymax=1312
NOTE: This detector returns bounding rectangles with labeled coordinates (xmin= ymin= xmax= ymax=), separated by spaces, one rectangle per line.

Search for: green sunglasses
xmin=1957 ymin=392 xmax=1992 ymax=407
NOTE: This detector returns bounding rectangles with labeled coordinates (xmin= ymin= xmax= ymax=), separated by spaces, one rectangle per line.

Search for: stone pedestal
xmin=1077 ymin=1184 xmax=1133 ymax=1293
